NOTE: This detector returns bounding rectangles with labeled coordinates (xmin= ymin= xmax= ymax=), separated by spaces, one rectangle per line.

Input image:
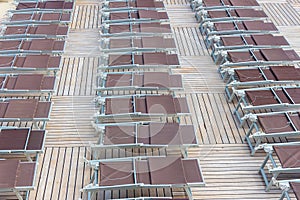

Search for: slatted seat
xmin=83 ymin=157 xmax=205 ymax=200
xmin=191 ymin=0 xmax=260 ymax=11
xmin=14 ymin=1 xmax=74 ymax=12
xmin=102 ymin=0 xmax=165 ymax=12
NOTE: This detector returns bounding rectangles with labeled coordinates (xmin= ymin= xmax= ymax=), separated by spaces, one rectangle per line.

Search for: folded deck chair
xmin=93 ymin=122 xmax=198 ymax=157
xmin=102 ymin=10 xmax=169 ymax=24
xmin=223 ymin=66 xmax=300 ymax=101
xmin=0 ymin=159 xmax=37 ymax=200
xmin=0 ymin=98 xmax=51 ymax=129
xmin=0 ymin=128 xmax=46 ymax=161
xmin=1 ymin=24 xmax=69 ymax=39
xmin=210 ymin=34 xmax=289 ymax=58
xmin=243 ymin=111 xmax=300 ymax=155
xmin=219 ymin=48 xmax=300 ymax=68
xmin=101 ymin=36 xmax=176 ymax=53
xmin=102 ymin=0 xmax=165 ymax=12
xmin=12 ymin=1 xmax=74 ymax=13
xmin=197 ymin=8 xmax=267 ymax=29
xmin=100 ymin=52 xmax=179 ymax=70
xmin=83 ymin=157 xmax=205 ymax=200
xmin=101 ymin=22 xmax=172 ymax=37
xmin=0 ymin=74 xmax=56 ymax=97
xmin=260 ymin=142 xmax=300 ymax=191
xmin=0 ymin=39 xmax=65 ymax=55
xmin=5 ymin=12 xmax=72 ymax=25
xmin=95 ymin=94 xmax=190 ymax=122
xmin=191 ymin=0 xmax=260 ymax=12
xmin=97 ymin=72 xmax=183 ymax=94
xmin=0 ymin=55 xmax=61 ymax=73
xmin=233 ymin=86 xmax=300 ymax=125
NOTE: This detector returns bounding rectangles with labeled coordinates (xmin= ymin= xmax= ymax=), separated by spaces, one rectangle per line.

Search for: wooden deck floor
xmin=1 ymin=0 xmax=300 ymax=199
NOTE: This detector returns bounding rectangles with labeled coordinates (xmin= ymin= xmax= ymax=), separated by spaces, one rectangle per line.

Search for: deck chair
xmin=5 ymin=12 xmax=72 ymax=25
xmin=95 ymin=94 xmax=190 ymax=122
xmin=102 ymin=0 xmax=165 ymax=12
xmin=243 ymin=111 xmax=300 ymax=155
xmin=0 ymin=128 xmax=46 ymax=161
xmin=204 ymin=21 xmax=278 ymax=45
xmin=210 ymin=34 xmax=290 ymax=59
xmin=219 ymin=48 xmax=300 ymax=68
xmin=100 ymin=22 xmax=172 ymax=37
xmin=191 ymin=0 xmax=260 ymax=12
xmin=100 ymin=52 xmax=180 ymax=70
xmin=12 ymin=1 xmax=74 ymax=13
xmin=0 ymin=74 xmax=56 ymax=98
xmin=0 ymin=24 xmax=69 ymax=39
xmin=92 ymin=122 xmax=198 ymax=158
xmin=223 ymin=66 xmax=300 ymax=102
xmin=102 ymin=10 xmax=169 ymax=24
xmin=0 ymin=55 xmax=61 ymax=73
xmin=0 ymin=98 xmax=52 ymax=129
xmin=0 ymin=159 xmax=37 ymax=200
xmin=0 ymin=39 xmax=65 ymax=55
xmin=97 ymin=72 xmax=183 ymax=95
xmin=110 ymin=198 xmax=188 ymax=200
xmin=277 ymin=180 xmax=300 ymax=200
xmin=100 ymin=36 xmax=176 ymax=53
xmin=259 ymin=142 xmax=300 ymax=191
xmin=82 ymin=157 xmax=205 ymax=200
xmin=233 ymin=86 xmax=300 ymax=125
xmin=197 ymin=8 xmax=267 ymax=29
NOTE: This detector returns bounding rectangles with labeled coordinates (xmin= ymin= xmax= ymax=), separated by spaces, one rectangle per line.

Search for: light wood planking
xmin=70 ymin=4 xmax=100 ymax=29
xmin=164 ymin=0 xmax=189 ymax=5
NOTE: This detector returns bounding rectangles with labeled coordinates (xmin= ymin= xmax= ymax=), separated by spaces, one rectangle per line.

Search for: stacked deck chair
xmin=233 ymin=86 xmax=300 ymax=125
xmin=102 ymin=0 xmax=165 ymax=12
xmin=85 ymin=0 xmax=205 ymax=199
xmin=0 ymin=0 xmax=73 ymax=199
xmin=189 ymin=0 xmax=300 ymax=198
xmin=83 ymin=157 xmax=205 ymax=200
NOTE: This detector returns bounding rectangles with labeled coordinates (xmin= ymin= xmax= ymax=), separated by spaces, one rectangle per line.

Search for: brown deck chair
xmin=0 ymin=159 xmax=36 ymax=200
xmin=93 ymin=122 xmax=197 ymax=157
xmin=224 ymin=66 xmax=300 ymax=101
xmin=16 ymin=1 xmax=74 ymax=11
xmin=96 ymin=95 xmax=189 ymax=122
xmin=106 ymin=0 xmax=165 ymax=10
xmin=202 ymin=0 xmax=259 ymax=7
xmin=104 ymin=22 xmax=172 ymax=36
xmin=244 ymin=111 xmax=300 ymax=155
xmin=0 ymin=128 xmax=46 ymax=160
xmin=0 ymin=74 xmax=56 ymax=97
xmin=234 ymin=87 xmax=300 ymax=125
xmin=221 ymin=48 xmax=300 ymax=67
xmin=2 ymin=24 xmax=69 ymax=39
xmin=102 ymin=36 xmax=176 ymax=52
xmin=102 ymin=52 xmax=179 ymax=69
xmin=260 ymin=143 xmax=300 ymax=191
xmin=0 ymin=98 xmax=51 ymax=129
xmin=83 ymin=157 xmax=205 ymax=200
xmin=0 ymin=55 xmax=61 ymax=72
xmin=7 ymin=12 xmax=72 ymax=25
xmin=97 ymin=72 xmax=182 ymax=93
xmin=0 ymin=39 xmax=65 ymax=55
